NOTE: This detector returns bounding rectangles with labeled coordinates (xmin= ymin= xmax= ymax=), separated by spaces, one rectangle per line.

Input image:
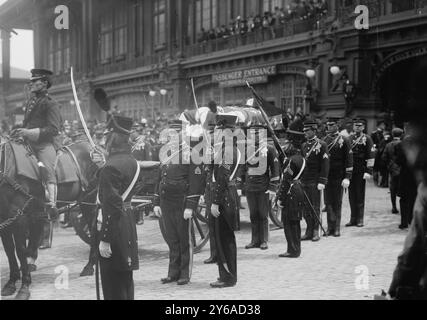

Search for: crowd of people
xmin=197 ymin=0 xmax=329 ymax=44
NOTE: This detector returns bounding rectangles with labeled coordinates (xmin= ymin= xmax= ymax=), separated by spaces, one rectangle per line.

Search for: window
xmin=195 ymin=0 xmax=218 ymax=32
xmin=154 ymin=0 xmax=166 ymax=47
xmin=391 ymin=0 xmax=415 ymax=13
xmin=114 ymin=7 xmax=128 ymax=58
xmin=281 ymin=74 xmax=307 ymax=114
xmin=46 ymin=31 xmax=71 ymax=75
xmin=99 ymin=4 xmax=128 ymax=63
xmin=263 ymin=0 xmax=286 ymax=12
xmin=100 ymin=12 xmax=113 ymax=62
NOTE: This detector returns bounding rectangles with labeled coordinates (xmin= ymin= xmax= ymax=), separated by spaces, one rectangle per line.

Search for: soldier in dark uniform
xmin=382 ymin=128 xmax=404 ymax=214
xmin=209 ymin=115 xmax=241 ymax=288
xmin=14 ymin=68 xmax=62 ymax=215
xmin=243 ymin=125 xmax=280 ymax=250
xmin=277 ymin=128 xmax=306 ymax=258
xmin=371 ymin=121 xmax=386 ymax=186
xmin=346 ymin=118 xmax=375 ymax=228
xmin=323 ymin=117 xmax=353 ymax=237
xmin=153 ymin=120 xmax=204 ymax=285
xmin=300 ymin=120 xmax=329 ymax=242
xmin=203 ymin=123 xmax=218 ymax=264
xmin=97 ymin=115 xmax=139 ymax=300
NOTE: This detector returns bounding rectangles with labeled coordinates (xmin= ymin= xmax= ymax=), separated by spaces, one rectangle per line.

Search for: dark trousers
xmin=389 ymin=175 xmax=400 ymax=210
xmin=161 ymin=198 xmax=192 ymax=280
xmin=400 ymin=194 xmax=416 ymax=227
xmin=302 ymin=184 xmax=320 ymax=237
xmin=325 ymin=181 xmax=343 ymax=232
xmin=26 ymin=216 xmax=45 ymax=260
xmin=246 ymin=191 xmax=269 ymax=244
xmin=282 ymin=214 xmax=301 ymax=256
xmin=206 ymin=205 xmax=217 ymax=259
xmin=99 ymin=258 xmax=134 ymax=300
xmin=213 ymin=210 xmax=237 ymax=285
xmin=349 ymin=173 xmax=366 ymax=224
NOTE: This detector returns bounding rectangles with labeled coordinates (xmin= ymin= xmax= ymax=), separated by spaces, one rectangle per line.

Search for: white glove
xmin=277 ymin=200 xmax=284 ymax=208
xmin=341 ymin=178 xmax=350 ymax=189
xmin=211 ymin=204 xmax=220 ymax=218
xmin=317 ymin=183 xmax=325 ymax=191
xmin=199 ymin=195 xmax=205 ymax=204
xmin=153 ymin=206 xmax=162 ymax=218
xmin=265 ymin=190 xmax=276 ymax=200
xmin=363 ymin=173 xmax=372 ymax=180
xmin=99 ymin=241 xmax=112 ymax=259
xmin=91 ymin=150 xmax=105 ymax=167
xmin=237 ymin=189 xmax=242 ymax=196
xmin=183 ymin=208 xmax=193 ymax=220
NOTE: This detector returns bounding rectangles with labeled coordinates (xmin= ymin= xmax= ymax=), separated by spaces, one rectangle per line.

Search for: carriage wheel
xmin=269 ymin=200 xmax=283 ymax=229
xmin=70 ymin=208 xmax=92 ymax=245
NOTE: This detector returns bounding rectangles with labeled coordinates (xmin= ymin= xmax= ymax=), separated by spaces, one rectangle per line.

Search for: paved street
xmin=1 ymin=182 xmax=407 ymax=300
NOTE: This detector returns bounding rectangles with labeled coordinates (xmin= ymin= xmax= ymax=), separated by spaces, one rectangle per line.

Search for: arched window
xmin=281 ymin=74 xmax=308 ymax=114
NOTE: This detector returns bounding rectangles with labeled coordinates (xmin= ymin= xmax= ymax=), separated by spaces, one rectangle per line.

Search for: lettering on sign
xmin=213 ymin=66 xmax=276 ymax=87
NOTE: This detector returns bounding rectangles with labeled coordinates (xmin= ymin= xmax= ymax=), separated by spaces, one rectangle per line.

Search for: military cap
xmin=392 ymin=127 xmax=404 ymax=138
xmin=303 ymin=120 xmax=318 ymax=130
xmin=326 ymin=117 xmax=342 ymax=125
xmin=168 ymin=119 xmax=185 ymax=131
xmin=216 ymin=114 xmax=238 ymax=128
xmin=353 ymin=118 xmax=367 ymax=126
xmin=30 ymin=68 xmax=53 ymax=88
xmin=107 ymin=115 xmax=133 ymax=135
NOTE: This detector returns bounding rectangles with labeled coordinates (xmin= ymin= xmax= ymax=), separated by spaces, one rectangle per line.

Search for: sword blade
xmin=70 ymin=67 xmax=96 ymax=149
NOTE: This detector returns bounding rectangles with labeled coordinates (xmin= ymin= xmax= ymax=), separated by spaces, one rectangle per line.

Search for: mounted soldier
xmin=12 ymin=68 xmax=62 ymax=217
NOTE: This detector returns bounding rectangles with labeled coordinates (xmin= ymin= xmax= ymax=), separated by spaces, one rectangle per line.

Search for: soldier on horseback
xmin=13 ymin=68 xmax=62 ymax=217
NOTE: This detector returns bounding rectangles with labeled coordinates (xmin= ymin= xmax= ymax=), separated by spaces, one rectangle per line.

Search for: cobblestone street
xmin=1 ymin=182 xmax=407 ymax=300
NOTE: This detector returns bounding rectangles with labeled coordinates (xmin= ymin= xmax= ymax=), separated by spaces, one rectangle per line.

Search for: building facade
xmin=1 ymin=0 xmax=427 ymax=131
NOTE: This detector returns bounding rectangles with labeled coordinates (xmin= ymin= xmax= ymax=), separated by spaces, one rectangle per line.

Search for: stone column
xmin=1 ymin=29 xmax=11 ymax=94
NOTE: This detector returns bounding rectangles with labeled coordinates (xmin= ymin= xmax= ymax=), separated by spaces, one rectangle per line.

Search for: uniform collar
xmin=307 ymin=136 xmax=317 ymax=143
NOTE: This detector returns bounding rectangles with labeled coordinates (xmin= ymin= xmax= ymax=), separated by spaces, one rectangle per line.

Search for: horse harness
xmin=0 ymin=172 xmax=35 ymax=234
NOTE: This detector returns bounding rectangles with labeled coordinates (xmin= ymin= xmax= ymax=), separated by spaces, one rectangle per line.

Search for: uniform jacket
xmin=349 ymin=133 xmax=375 ymax=175
xmin=389 ymin=182 xmax=427 ymax=299
xmin=242 ymin=143 xmax=281 ymax=193
xmin=153 ymin=142 xmax=204 ymax=211
xmin=211 ymin=145 xmax=241 ymax=230
xmin=382 ymin=138 xmax=402 ymax=177
xmin=278 ymin=153 xmax=306 ymax=221
xmin=301 ymin=137 xmax=329 ymax=185
xmin=323 ymin=132 xmax=353 ymax=181
xmin=98 ymin=146 xmax=139 ymax=271
xmin=396 ymin=136 xmax=418 ymax=199
xmin=23 ymin=91 xmax=62 ymax=148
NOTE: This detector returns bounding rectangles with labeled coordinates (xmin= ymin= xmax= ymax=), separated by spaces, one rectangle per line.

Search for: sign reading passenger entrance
xmin=213 ymin=66 xmax=276 ymax=88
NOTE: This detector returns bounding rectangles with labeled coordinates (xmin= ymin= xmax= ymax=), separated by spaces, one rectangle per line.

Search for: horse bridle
xmin=0 ymin=172 xmax=35 ymax=233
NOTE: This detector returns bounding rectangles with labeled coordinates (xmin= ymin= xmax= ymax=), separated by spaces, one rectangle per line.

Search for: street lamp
xmin=149 ymin=90 xmax=156 ymax=122
xmin=159 ymin=89 xmax=167 ymax=118
xmin=330 ymin=65 xmax=341 ymax=76
xmin=305 ymin=69 xmax=316 ymax=79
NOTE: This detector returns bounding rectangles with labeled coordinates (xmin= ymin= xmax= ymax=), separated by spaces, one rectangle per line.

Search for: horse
xmin=0 ymin=138 xmax=99 ymax=300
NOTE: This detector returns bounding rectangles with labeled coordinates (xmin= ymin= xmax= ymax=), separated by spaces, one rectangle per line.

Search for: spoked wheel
xmin=191 ymin=203 xmax=209 ymax=253
xmin=269 ymin=200 xmax=283 ymax=229
xmin=69 ymin=208 xmax=92 ymax=245
xmin=158 ymin=203 xmax=210 ymax=254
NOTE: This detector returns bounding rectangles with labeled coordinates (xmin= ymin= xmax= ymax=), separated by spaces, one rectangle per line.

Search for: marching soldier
xmin=323 ymin=118 xmax=353 ymax=237
xmin=153 ymin=120 xmax=204 ymax=286
xmin=97 ymin=115 xmax=139 ymax=300
xmin=243 ymin=125 xmax=280 ymax=250
xmin=209 ymin=115 xmax=241 ymax=288
xmin=300 ymin=120 xmax=329 ymax=242
xmin=277 ymin=127 xmax=306 ymax=258
xmin=346 ymin=118 xmax=375 ymax=228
